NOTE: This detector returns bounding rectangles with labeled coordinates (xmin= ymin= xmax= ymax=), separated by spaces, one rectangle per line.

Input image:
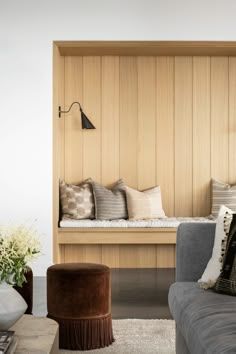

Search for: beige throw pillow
xmin=125 ymin=186 xmax=166 ymax=220
xmin=60 ymin=179 xmax=95 ymax=219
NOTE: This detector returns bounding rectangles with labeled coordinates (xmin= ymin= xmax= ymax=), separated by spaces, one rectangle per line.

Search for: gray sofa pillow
xmin=91 ymin=179 xmax=128 ymax=220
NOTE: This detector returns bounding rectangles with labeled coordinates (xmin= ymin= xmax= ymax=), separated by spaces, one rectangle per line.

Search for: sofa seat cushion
xmin=169 ymin=282 xmax=236 ymax=354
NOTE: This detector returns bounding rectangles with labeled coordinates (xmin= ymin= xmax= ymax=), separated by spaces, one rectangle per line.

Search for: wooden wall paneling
xmin=119 ymin=57 xmax=138 ymax=188
xmin=83 ymin=57 xmax=101 ymax=182
xmin=136 ymin=246 xmax=156 ymax=267
xmin=101 ymin=57 xmax=120 ymax=186
xmin=102 ymin=245 xmax=120 ymax=267
xmin=156 ymin=245 xmax=175 ymax=268
xmin=83 ymin=245 xmax=102 ymax=263
xmin=118 ymin=245 xmax=138 ymax=267
xmin=59 ymin=245 xmax=65 ymax=263
xmin=64 ymin=245 xmax=102 ymax=263
xmin=229 ymin=57 xmax=236 ymax=184
xmin=193 ymin=57 xmax=211 ymax=216
xmin=137 ymin=57 xmax=156 ymax=190
xmin=64 ymin=245 xmax=84 ymax=262
xmin=174 ymin=57 xmax=193 ymax=216
xmin=118 ymin=245 xmax=156 ymax=268
xmin=64 ymin=57 xmax=83 ymax=184
xmin=211 ymin=57 xmax=229 ymax=182
xmin=156 ymin=57 xmax=174 ymax=216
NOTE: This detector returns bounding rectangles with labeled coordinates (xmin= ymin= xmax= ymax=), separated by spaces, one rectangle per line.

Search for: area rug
xmin=60 ymin=319 xmax=175 ymax=354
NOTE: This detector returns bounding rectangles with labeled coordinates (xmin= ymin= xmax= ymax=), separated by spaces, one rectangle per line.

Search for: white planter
xmin=0 ymin=282 xmax=27 ymax=330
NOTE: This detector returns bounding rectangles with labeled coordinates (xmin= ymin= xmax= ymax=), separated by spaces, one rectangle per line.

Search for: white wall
xmin=0 ymin=0 xmax=236 ymax=276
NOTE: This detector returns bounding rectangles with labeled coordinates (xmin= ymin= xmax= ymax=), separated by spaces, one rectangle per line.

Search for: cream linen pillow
xmin=125 ymin=186 xmax=166 ymax=220
xmin=198 ymin=205 xmax=233 ymax=288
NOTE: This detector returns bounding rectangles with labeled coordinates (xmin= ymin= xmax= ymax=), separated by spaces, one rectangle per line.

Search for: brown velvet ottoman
xmin=47 ymin=263 xmax=114 ymax=350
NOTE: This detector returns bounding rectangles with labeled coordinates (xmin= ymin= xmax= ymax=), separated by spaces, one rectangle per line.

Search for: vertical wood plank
xmin=136 ymin=246 xmax=156 ymax=267
xmin=174 ymin=57 xmax=193 ymax=216
xmin=83 ymin=245 xmax=102 ymax=263
xmin=119 ymin=245 xmax=138 ymax=267
xmin=53 ymin=44 xmax=65 ymax=263
xmin=156 ymin=57 xmax=174 ymax=216
xmin=64 ymin=57 xmax=83 ymax=184
xmin=211 ymin=57 xmax=229 ymax=182
xmin=64 ymin=245 xmax=85 ymax=262
xmin=119 ymin=57 xmax=138 ymax=188
xmin=102 ymin=245 xmax=120 ymax=267
xmin=193 ymin=57 xmax=211 ymax=216
xmin=137 ymin=57 xmax=156 ymax=190
xmin=101 ymin=57 xmax=120 ymax=186
xmin=229 ymin=57 xmax=236 ymax=184
xmin=58 ymin=57 xmax=65 ymax=180
xmin=156 ymin=245 xmax=175 ymax=268
xmin=65 ymin=245 xmax=102 ymax=263
xmin=83 ymin=57 xmax=101 ymax=182
xmin=119 ymin=245 xmax=156 ymax=268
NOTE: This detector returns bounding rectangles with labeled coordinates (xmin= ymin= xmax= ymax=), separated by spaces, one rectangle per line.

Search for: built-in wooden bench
xmin=57 ymin=227 xmax=177 ymax=268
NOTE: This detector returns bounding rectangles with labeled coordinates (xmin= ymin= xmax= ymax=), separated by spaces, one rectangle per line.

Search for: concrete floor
xmin=33 ymin=268 xmax=175 ymax=319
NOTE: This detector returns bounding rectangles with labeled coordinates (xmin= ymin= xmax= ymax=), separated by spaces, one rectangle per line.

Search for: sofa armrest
xmin=176 ymin=222 xmax=216 ymax=282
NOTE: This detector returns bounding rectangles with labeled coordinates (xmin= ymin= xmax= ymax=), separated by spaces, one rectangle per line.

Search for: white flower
xmin=0 ymin=224 xmax=42 ymax=287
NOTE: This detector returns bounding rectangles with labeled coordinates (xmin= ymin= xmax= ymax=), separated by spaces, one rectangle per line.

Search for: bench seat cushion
xmin=60 ymin=216 xmax=214 ymax=228
xmin=169 ymin=282 xmax=236 ymax=354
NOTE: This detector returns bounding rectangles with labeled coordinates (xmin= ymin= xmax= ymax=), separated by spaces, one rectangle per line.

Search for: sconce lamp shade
xmin=81 ymin=110 xmax=96 ymax=129
xmin=58 ymin=102 xmax=96 ymax=129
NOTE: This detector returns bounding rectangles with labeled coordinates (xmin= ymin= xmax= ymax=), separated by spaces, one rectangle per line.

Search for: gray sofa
xmin=169 ymin=223 xmax=236 ymax=354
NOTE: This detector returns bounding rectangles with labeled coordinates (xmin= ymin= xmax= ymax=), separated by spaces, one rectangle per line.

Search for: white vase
xmin=0 ymin=282 xmax=27 ymax=330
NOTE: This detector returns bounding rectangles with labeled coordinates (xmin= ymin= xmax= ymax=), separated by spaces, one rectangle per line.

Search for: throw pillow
xmin=199 ymin=205 xmax=233 ymax=289
xmin=91 ymin=179 xmax=128 ymax=220
xmin=125 ymin=186 xmax=166 ymax=220
xmin=211 ymin=178 xmax=236 ymax=218
xmin=60 ymin=179 xmax=95 ymax=219
xmin=214 ymin=214 xmax=236 ymax=296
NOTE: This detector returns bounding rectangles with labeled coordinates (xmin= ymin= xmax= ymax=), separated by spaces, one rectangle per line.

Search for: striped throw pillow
xmin=91 ymin=179 xmax=128 ymax=220
xmin=211 ymin=178 xmax=236 ymax=218
xmin=125 ymin=186 xmax=166 ymax=220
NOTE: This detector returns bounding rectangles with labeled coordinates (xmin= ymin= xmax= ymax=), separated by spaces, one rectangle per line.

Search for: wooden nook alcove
xmin=53 ymin=41 xmax=236 ymax=268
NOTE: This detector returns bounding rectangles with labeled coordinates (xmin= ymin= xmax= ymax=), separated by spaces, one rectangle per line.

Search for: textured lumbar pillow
xmin=125 ymin=186 xmax=166 ymax=220
xmin=199 ymin=205 xmax=233 ymax=289
xmin=90 ymin=179 xmax=128 ymax=220
xmin=214 ymin=213 xmax=236 ymax=296
xmin=211 ymin=178 xmax=236 ymax=218
xmin=60 ymin=179 xmax=95 ymax=219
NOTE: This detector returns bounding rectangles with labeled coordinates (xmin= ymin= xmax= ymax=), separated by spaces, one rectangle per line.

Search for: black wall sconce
xmin=58 ymin=102 xmax=96 ymax=129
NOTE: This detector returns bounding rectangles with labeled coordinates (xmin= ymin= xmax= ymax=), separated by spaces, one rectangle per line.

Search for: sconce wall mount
xmin=58 ymin=101 xmax=96 ymax=129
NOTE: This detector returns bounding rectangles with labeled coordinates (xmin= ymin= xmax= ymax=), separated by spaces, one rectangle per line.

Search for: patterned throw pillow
xmin=125 ymin=186 xmax=166 ymax=220
xmin=214 ymin=214 xmax=236 ymax=296
xmin=199 ymin=205 xmax=233 ymax=289
xmin=211 ymin=178 xmax=236 ymax=218
xmin=60 ymin=180 xmax=95 ymax=219
xmin=91 ymin=179 xmax=128 ymax=220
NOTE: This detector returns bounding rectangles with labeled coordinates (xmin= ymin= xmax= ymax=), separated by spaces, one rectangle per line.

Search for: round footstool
xmin=47 ymin=263 xmax=114 ymax=350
